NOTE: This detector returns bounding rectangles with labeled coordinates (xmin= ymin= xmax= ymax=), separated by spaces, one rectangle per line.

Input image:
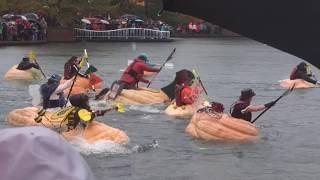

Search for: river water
xmin=1 ymin=38 xmax=320 ymax=180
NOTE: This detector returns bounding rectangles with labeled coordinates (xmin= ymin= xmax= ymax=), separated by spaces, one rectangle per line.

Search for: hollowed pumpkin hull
xmin=114 ymin=87 xmax=170 ymax=105
xmin=6 ymin=107 xmax=129 ymax=144
xmin=164 ymin=102 xmax=197 ymax=119
xmin=279 ymin=79 xmax=316 ymax=89
xmin=61 ymin=75 xmax=102 ymax=95
xmin=4 ymin=65 xmax=44 ymax=81
xmin=186 ymin=113 xmax=259 ymax=142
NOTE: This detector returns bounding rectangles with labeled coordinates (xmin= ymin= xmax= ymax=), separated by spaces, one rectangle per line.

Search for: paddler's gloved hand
xmin=264 ymin=101 xmax=276 ymax=108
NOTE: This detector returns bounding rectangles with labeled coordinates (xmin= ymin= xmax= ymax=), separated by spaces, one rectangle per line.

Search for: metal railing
xmin=74 ymin=28 xmax=171 ymax=41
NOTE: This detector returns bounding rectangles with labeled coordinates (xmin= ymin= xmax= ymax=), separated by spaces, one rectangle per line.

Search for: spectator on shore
xmin=39 ymin=17 xmax=47 ymax=40
xmin=188 ymin=22 xmax=193 ymax=33
xmin=0 ymin=22 xmax=3 ymax=40
xmin=0 ymin=13 xmax=47 ymax=42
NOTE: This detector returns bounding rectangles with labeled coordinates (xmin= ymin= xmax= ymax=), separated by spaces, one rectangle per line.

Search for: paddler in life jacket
xmin=120 ymin=53 xmax=160 ymax=89
xmin=230 ymin=88 xmax=276 ymax=122
xmin=66 ymin=94 xmax=114 ymax=130
xmin=16 ymin=57 xmax=40 ymax=70
xmin=290 ymin=62 xmax=319 ymax=85
xmin=63 ymin=56 xmax=86 ymax=80
xmin=40 ymin=74 xmax=74 ymax=109
xmin=175 ymin=78 xmax=195 ymax=107
xmin=95 ymin=53 xmax=161 ymax=100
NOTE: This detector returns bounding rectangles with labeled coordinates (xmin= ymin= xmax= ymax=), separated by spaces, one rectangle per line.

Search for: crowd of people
xmin=75 ymin=15 xmax=221 ymax=35
xmin=0 ymin=13 xmax=47 ymax=41
xmin=175 ymin=22 xmax=222 ymax=34
xmin=75 ymin=14 xmax=172 ymax=32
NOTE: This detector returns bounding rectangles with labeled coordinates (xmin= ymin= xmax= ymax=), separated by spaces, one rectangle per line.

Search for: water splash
xmin=70 ymin=138 xmax=131 ymax=155
xmin=129 ymin=104 xmax=165 ymax=113
xmin=70 ymin=138 xmax=159 ymax=155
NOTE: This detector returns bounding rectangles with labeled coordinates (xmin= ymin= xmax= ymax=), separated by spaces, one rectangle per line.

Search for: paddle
xmin=64 ymin=49 xmax=88 ymax=107
xmin=28 ymin=50 xmax=47 ymax=78
xmin=147 ymin=48 xmax=176 ymax=88
xmin=192 ymin=69 xmax=208 ymax=95
xmin=251 ymin=84 xmax=296 ymax=123
xmin=100 ymin=103 xmax=124 ymax=114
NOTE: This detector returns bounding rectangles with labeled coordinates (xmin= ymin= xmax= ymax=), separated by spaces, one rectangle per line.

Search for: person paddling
xmin=95 ymin=53 xmax=160 ymax=100
xmin=120 ymin=53 xmax=160 ymax=89
xmin=16 ymin=57 xmax=40 ymax=71
xmin=66 ymin=94 xmax=116 ymax=131
xmin=63 ymin=56 xmax=86 ymax=80
xmin=230 ymin=88 xmax=276 ymax=122
xmin=175 ymin=78 xmax=195 ymax=107
xmin=290 ymin=62 xmax=319 ymax=85
xmin=40 ymin=74 xmax=74 ymax=109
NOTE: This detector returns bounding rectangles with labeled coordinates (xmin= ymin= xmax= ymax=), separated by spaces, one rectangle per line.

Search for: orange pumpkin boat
xmin=4 ymin=65 xmax=44 ymax=81
xmin=279 ymin=79 xmax=316 ymax=89
xmin=186 ymin=112 xmax=259 ymax=142
xmin=6 ymin=107 xmax=129 ymax=144
xmin=111 ymin=87 xmax=170 ymax=105
xmin=164 ymin=102 xmax=198 ymax=119
xmin=61 ymin=73 xmax=103 ymax=95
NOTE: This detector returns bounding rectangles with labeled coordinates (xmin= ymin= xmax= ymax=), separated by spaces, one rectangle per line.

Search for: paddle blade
xmin=84 ymin=49 xmax=88 ymax=59
xmin=28 ymin=50 xmax=37 ymax=62
xmin=79 ymin=57 xmax=87 ymax=68
xmin=116 ymin=103 xmax=124 ymax=113
xmin=192 ymin=69 xmax=199 ymax=79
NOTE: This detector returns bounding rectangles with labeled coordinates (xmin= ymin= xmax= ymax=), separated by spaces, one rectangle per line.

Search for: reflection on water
xmin=1 ymin=38 xmax=320 ymax=180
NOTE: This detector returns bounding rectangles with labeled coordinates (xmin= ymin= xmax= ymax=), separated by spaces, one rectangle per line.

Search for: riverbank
xmin=0 ymin=28 xmax=241 ymax=45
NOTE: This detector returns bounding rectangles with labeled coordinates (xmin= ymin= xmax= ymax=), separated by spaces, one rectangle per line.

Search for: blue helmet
xmin=138 ymin=53 xmax=149 ymax=62
xmin=48 ymin=74 xmax=61 ymax=83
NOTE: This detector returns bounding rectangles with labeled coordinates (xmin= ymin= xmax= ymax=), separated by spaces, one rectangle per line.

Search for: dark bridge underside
xmin=163 ymin=0 xmax=320 ymax=68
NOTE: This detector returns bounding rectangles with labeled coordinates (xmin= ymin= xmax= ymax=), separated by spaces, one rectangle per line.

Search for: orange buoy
xmin=279 ymin=79 xmax=316 ymax=89
xmin=186 ymin=112 xmax=259 ymax=142
xmin=4 ymin=65 xmax=44 ymax=81
xmin=6 ymin=107 xmax=129 ymax=144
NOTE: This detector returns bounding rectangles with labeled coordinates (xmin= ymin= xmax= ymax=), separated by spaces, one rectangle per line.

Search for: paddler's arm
xmin=243 ymin=101 xmax=276 ymax=113
xmin=140 ymin=77 xmax=150 ymax=84
xmin=55 ymin=76 xmax=75 ymax=93
xmin=94 ymin=108 xmax=113 ymax=116
xmin=141 ymin=63 xmax=161 ymax=73
xmin=242 ymin=105 xmax=266 ymax=113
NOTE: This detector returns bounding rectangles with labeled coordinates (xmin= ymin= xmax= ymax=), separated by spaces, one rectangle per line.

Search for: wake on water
xmin=70 ymin=138 xmax=159 ymax=156
xmin=129 ymin=104 xmax=166 ymax=114
xmin=28 ymin=85 xmax=160 ymax=156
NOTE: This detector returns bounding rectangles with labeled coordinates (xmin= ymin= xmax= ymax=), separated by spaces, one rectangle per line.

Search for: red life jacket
xmin=175 ymin=85 xmax=193 ymax=107
xmin=120 ymin=58 xmax=159 ymax=86
xmin=88 ymin=73 xmax=102 ymax=86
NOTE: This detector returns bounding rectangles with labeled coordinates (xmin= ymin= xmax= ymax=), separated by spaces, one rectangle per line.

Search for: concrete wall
xmin=47 ymin=28 xmax=75 ymax=42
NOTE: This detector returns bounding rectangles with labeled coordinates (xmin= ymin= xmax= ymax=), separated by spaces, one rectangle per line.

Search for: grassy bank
xmin=0 ymin=0 xmax=196 ymax=27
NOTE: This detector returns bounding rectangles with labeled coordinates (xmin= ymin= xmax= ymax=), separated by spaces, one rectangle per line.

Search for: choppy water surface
xmin=1 ymin=38 xmax=320 ymax=180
